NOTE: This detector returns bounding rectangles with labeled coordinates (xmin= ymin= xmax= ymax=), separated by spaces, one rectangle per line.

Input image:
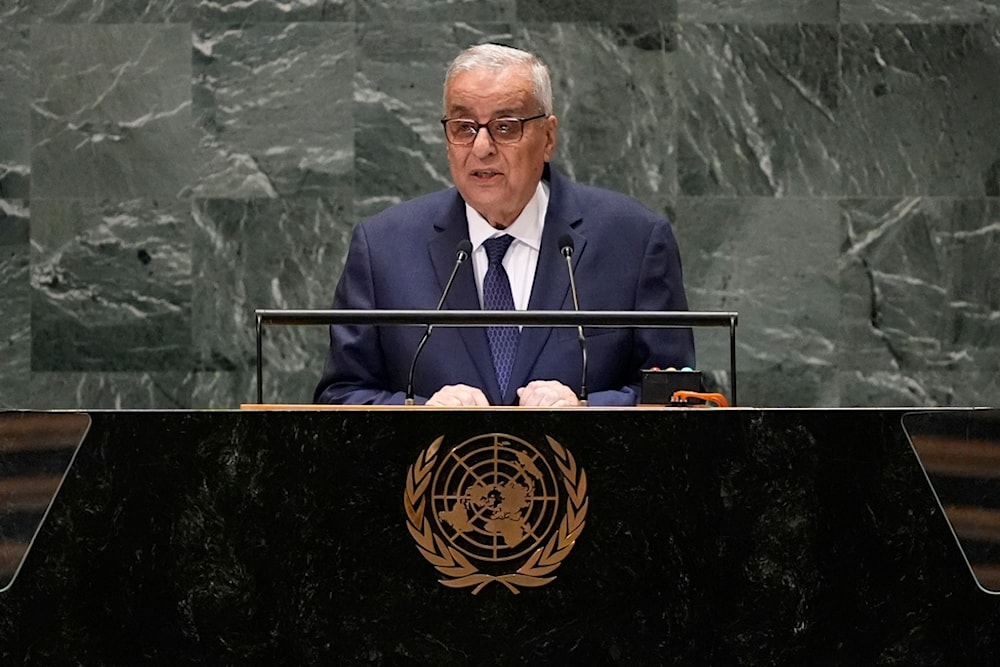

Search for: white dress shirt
xmin=466 ymin=181 xmax=550 ymax=313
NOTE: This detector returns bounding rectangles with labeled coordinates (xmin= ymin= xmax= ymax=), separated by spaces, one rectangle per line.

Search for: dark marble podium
xmin=1 ymin=408 xmax=998 ymax=665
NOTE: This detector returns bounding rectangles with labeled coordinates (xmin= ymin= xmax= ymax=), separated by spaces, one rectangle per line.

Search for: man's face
xmin=443 ymin=65 xmax=558 ymax=228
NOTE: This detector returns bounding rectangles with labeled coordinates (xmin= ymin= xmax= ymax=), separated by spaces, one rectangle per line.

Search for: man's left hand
xmin=516 ymin=380 xmax=580 ymax=407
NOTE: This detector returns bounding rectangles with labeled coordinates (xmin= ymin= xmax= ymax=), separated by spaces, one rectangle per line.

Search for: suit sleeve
xmin=585 ymin=219 xmax=696 ymax=406
xmin=313 ymin=224 xmax=409 ymax=405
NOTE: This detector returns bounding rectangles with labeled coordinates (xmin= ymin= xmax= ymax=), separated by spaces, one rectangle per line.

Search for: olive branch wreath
xmin=404 ymin=434 xmax=588 ymax=595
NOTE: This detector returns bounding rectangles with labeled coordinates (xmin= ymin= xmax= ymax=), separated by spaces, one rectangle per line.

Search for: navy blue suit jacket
xmin=314 ymin=165 xmax=695 ymax=406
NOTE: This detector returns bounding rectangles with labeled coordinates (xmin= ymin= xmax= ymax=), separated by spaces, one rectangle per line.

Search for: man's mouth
xmin=471 ymin=170 xmax=501 ymax=179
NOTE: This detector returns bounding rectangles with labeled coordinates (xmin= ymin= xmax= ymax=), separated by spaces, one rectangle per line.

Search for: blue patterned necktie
xmin=482 ymin=235 xmax=519 ymax=397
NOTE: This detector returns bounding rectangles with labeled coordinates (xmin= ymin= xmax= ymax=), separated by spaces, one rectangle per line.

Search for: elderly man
xmin=314 ymin=43 xmax=694 ymax=406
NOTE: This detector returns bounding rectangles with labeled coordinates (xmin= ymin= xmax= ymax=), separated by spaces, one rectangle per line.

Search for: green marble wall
xmin=1 ymin=1 xmax=998 ymax=408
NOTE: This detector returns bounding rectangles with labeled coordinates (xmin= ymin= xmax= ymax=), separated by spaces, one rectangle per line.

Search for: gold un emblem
xmin=404 ymin=433 xmax=588 ymax=594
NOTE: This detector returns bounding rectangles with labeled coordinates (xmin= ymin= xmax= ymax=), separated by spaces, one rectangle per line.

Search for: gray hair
xmin=443 ymin=44 xmax=553 ymax=116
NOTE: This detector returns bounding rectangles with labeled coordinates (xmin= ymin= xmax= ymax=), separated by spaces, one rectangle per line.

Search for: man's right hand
xmin=425 ymin=384 xmax=491 ymax=407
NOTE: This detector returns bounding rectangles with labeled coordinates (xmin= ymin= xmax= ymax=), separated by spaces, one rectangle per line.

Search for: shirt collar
xmin=466 ymin=180 xmax=549 ymax=251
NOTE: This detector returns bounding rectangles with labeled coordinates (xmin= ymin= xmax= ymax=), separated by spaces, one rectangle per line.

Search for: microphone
xmin=405 ymin=239 xmax=473 ymax=405
xmin=558 ymin=233 xmax=588 ymax=406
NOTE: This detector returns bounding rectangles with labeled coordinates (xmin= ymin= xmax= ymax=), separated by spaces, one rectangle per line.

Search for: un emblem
xmin=404 ymin=433 xmax=588 ymax=594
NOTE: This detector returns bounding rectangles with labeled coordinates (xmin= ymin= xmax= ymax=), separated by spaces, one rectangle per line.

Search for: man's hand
xmin=425 ymin=384 xmax=491 ymax=407
xmin=516 ymin=380 xmax=580 ymax=407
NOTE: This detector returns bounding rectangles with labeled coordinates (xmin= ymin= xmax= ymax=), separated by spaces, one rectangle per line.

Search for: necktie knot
xmin=484 ymin=234 xmax=515 ymax=266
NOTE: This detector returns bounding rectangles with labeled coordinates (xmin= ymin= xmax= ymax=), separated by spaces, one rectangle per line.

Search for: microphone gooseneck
xmin=405 ymin=239 xmax=473 ymax=405
xmin=558 ymin=233 xmax=588 ymax=406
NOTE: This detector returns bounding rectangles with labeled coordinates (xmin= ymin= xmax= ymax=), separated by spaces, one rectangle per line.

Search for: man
xmin=314 ymin=43 xmax=694 ymax=407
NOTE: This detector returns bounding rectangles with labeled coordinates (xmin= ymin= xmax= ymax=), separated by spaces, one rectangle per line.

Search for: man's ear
xmin=543 ymin=115 xmax=559 ymax=160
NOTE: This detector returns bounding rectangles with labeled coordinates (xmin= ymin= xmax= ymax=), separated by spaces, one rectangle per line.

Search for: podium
xmin=2 ymin=408 xmax=999 ymax=663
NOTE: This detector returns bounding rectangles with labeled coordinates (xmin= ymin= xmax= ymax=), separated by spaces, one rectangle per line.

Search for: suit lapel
xmin=427 ymin=194 xmax=503 ymax=403
xmin=507 ymin=168 xmax=586 ymax=397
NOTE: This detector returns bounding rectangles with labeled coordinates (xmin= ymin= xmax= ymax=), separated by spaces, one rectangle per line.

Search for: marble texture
xmin=840 ymin=197 xmax=1000 ymax=406
xmin=0 ymin=0 xmax=193 ymax=23
xmin=678 ymin=0 xmax=838 ymax=23
xmin=841 ymin=0 xmax=1000 ymax=23
xmin=190 ymin=22 xmax=354 ymax=199
xmin=197 ymin=0 xmax=352 ymax=23
xmin=30 ymin=24 xmax=193 ymax=200
xmin=26 ymin=372 xmax=194 ymax=409
xmin=191 ymin=196 xmax=353 ymax=405
xmin=357 ymin=0 xmax=512 ymax=22
xmin=0 ymin=25 xmax=30 ymax=199
xmin=675 ymin=197 xmax=840 ymax=407
xmin=676 ymin=24 xmax=841 ymax=197
xmin=517 ymin=0 xmax=677 ymax=23
xmin=524 ymin=22 xmax=678 ymax=209
xmin=30 ymin=198 xmax=192 ymax=372
xmin=1 ymin=3 xmax=998 ymax=408
xmin=839 ymin=24 xmax=1000 ymax=196
xmin=0 ymin=202 xmax=30 ymax=408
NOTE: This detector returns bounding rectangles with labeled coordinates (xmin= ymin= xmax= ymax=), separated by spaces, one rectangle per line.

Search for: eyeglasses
xmin=440 ymin=114 xmax=548 ymax=145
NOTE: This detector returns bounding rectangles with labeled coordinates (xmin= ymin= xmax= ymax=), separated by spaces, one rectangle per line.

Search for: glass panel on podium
xmin=903 ymin=409 xmax=1000 ymax=594
xmin=0 ymin=412 xmax=90 ymax=592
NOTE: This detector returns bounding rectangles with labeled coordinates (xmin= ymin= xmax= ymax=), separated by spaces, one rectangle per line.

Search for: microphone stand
xmin=559 ymin=234 xmax=588 ymax=406
xmin=405 ymin=240 xmax=472 ymax=405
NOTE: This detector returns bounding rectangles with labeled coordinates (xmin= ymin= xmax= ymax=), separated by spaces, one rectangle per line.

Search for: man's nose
xmin=471 ymin=125 xmax=497 ymax=156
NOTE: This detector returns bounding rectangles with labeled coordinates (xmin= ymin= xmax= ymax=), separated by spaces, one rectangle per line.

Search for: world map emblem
xmin=404 ymin=433 xmax=588 ymax=594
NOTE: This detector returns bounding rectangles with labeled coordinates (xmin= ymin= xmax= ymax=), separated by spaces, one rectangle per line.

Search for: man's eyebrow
xmin=444 ymin=105 xmax=471 ymax=118
xmin=445 ymin=106 xmax=526 ymax=118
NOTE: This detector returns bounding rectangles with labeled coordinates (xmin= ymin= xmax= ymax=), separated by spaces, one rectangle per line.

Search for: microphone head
xmin=558 ymin=233 xmax=574 ymax=257
xmin=456 ymin=239 xmax=473 ymax=260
